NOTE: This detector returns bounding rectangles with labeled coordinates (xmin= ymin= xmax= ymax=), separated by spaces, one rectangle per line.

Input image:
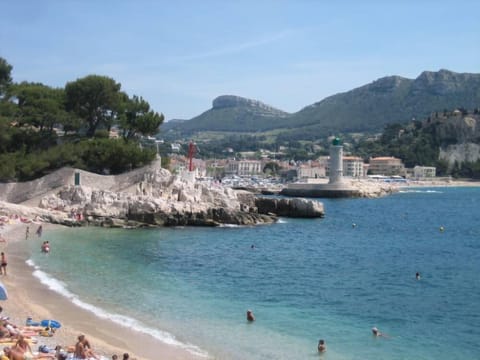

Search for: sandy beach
xmin=0 ymin=222 xmax=205 ymax=360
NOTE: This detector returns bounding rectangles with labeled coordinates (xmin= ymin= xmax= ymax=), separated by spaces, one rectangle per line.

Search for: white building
xmin=369 ymin=157 xmax=405 ymax=176
xmin=226 ymin=160 xmax=263 ymax=176
xmin=413 ymin=166 xmax=436 ymax=179
xmin=297 ymin=165 xmax=326 ymax=179
xmin=343 ymin=156 xmax=366 ymax=177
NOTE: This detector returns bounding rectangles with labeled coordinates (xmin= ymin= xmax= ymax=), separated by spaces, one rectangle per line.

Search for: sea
xmin=26 ymin=187 xmax=480 ymax=360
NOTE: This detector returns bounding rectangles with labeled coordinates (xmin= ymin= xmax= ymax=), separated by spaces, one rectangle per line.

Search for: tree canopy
xmin=0 ymin=57 xmax=12 ymax=96
xmin=65 ymin=75 xmax=122 ymax=137
xmin=119 ymin=95 xmax=164 ymax=140
xmin=0 ymin=58 xmax=164 ymax=182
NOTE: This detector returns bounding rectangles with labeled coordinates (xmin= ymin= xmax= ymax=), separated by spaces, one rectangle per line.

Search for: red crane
xmin=187 ymin=141 xmax=196 ymax=172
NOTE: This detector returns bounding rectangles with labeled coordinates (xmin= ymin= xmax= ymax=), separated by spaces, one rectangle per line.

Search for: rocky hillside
xmin=431 ymin=112 xmax=480 ymax=167
xmin=162 ymin=95 xmax=289 ymax=136
xmin=161 ymin=70 xmax=480 ymax=140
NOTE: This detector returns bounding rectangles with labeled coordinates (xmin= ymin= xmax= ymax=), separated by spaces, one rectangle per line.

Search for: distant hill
xmin=161 ymin=70 xmax=480 ymax=141
xmin=161 ymin=95 xmax=289 ymax=136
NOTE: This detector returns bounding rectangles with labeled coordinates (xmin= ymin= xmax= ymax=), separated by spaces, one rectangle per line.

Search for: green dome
xmin=332 ymin=137 xmax=341 ymax=146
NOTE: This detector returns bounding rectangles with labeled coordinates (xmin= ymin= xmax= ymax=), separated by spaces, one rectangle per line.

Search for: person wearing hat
xmin=246 ymin=310 xmax=255 ymax=322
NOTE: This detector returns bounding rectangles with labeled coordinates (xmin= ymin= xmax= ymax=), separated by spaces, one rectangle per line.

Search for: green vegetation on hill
xmin=162 ymin=70 xmax=480 ymax=142
xmin=0 ymin=57 xmax=163 ymax=182
xmin=353 ymin=110 xmax=480 ymax=178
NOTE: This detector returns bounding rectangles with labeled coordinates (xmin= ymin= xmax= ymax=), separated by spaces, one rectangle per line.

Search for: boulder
xmin=255 ymin=197 xmax=324 ymax=218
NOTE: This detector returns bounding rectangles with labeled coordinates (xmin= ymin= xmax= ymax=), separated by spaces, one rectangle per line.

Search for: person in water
xmin=41 ymin=241 xmax=50 ymax=253
xmin=372 ymin=327 xmax=389 ymax=338
xmin=317 ymin=339 xmax=326 ymax=352
xmin=246 ymin=310 xmax=255 ymax=322
xmin=36 ymin=225 xmax=43 ymax=237
xmin=416 ymin=272 xmax=421 ymax=280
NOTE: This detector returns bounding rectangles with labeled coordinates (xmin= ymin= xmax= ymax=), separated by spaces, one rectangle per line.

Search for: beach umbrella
xmin=0 ymin=282 xmax=7 ymax=300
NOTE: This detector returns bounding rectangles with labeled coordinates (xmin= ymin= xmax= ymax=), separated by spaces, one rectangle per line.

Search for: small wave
xmin=26 ymin=261 xmax=209 ymax=358
xmin=399 ymin=190 xmax=442 ymax=194
xmin=277 ymin=218 xmax=288 ymax=224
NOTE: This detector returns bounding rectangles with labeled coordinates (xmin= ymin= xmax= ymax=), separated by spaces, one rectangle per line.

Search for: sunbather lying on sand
xmin=2 ymin=345 xmax=56 ymax=360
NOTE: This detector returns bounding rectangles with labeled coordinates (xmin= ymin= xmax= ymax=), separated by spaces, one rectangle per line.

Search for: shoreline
xmin=0 ymin=178 xmax=479 ymax=359
xmin=0 ymin=222 xmax=206 ymax=360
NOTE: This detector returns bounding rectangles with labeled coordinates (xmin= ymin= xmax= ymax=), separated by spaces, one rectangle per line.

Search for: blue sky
xmin=1 ymin=1 xmax=479 ymax=120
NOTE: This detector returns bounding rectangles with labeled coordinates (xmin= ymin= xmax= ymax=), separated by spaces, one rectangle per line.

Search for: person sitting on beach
xmin=246 ymin=310 xmax=255 ymax=322
xmin=317 ymin=339 xmax=326 ymax=353
xmin=75 ymin=334 xmax=99 ymax=360
xmin=122 ymin=354 xmax=129 ymax=360
xmin=111 ymin=355 xmax=118 ymax=360
xmin=14 ymin=334 xmax=32 ymax=354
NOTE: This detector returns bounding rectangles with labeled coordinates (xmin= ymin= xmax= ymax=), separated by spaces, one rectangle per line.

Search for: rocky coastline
xmin=0 ymin=162 xmax=324 ymax=228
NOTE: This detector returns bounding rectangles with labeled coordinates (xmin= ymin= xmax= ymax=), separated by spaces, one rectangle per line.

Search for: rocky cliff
xmin=429 ymin=113 xmax=480 ymax=167
xmin=0 ymin=162 xmax=325 ymax=227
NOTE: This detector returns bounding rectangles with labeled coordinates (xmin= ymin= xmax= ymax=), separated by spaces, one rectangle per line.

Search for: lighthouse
xmin=328 ymin=137 xmax=343 ymax=185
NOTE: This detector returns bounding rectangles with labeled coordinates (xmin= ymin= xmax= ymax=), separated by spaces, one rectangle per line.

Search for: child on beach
xmin=0 ymin=253 xmax=6 ymax=276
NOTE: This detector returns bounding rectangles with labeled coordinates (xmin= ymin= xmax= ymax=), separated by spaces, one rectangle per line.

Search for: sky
xmin=1 ymin=1 xmax=479 ymax=121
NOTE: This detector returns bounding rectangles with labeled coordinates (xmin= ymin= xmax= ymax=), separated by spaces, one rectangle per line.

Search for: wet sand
xmin=0 ymin=222 xmax=205 ymax=360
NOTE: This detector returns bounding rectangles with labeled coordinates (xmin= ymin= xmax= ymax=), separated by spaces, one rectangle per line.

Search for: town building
xmin=368 ymin=157 xmax=405 ymax=176
xmin=297 ymin=164 xmax=326 ymax=179
xmin=413 ymin=166 xmax=436 ymax=179
xmin=225 ymin=160 xmax=263 ymax=176
xmin=343 ymin=156 xmax=366 ymax=177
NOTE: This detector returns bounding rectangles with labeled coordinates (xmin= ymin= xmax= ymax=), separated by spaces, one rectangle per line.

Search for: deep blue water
xmin=28 ymin=187 xmax=480 ymax=359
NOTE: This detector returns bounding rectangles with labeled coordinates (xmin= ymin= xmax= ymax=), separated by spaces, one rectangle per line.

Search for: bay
xmin=28 ymin=187 xmax=480 ymax=359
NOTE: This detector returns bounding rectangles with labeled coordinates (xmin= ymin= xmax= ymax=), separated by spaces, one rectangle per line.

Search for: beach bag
xmin=38 ymin=345 xmax=50 ymax=353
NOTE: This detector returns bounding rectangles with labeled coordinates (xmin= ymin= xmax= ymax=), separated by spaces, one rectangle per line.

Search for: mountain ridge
xmin=161 ymin=69 xmax=480 ymax=140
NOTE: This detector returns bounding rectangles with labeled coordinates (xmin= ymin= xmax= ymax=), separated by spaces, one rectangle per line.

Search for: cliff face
xmin=431 ymin=113 xmax=480 ymax=166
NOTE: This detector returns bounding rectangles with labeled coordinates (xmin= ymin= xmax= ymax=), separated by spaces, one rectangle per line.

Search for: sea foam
xmin=26 ymin=258 xmax=209 ymax=358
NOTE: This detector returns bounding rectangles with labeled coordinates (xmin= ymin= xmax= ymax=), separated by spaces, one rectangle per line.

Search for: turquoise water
xmin=27 ymin=187 xmax=480 ymax=359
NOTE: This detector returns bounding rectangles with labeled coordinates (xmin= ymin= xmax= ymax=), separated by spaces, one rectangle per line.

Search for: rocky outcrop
xmin=0 ymin=161 xmax=326 ymax=228
xmin=212 ymin=95 xmax=289 ymax=117
xmin=255 ymin=197 xmax=324 ymax=218
xmin=11 ymin=162 xmax=321 ymax=227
